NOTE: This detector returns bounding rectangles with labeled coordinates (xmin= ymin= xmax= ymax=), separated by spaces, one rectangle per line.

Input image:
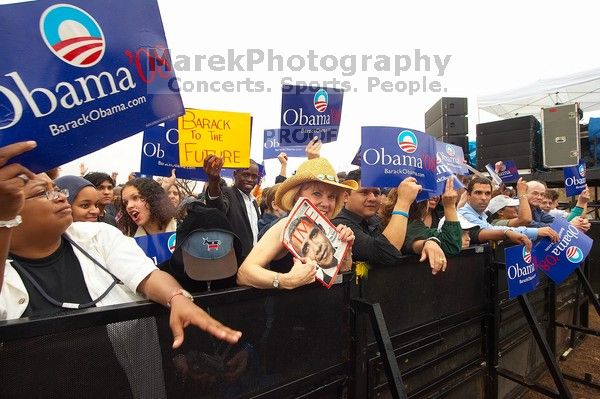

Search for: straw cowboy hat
xmin=275 ymin=157 xmax=355 ymax=217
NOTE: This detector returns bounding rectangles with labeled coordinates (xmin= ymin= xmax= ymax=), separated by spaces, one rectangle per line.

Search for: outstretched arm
xmin=137 ymin=270 xmax=242 ymax=348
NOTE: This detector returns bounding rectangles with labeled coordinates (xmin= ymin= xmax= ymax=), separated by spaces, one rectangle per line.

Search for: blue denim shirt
xmin=530 ymin=207 xmax=555 ymax=228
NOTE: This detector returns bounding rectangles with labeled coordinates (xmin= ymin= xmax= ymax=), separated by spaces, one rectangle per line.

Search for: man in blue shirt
xmin=458 ymin=177 xmax=557 ymax=247
xmin=526 ymin=180 xmax=555 ymax=227
xmin=526 ymin=180 xmax=591 ymax=232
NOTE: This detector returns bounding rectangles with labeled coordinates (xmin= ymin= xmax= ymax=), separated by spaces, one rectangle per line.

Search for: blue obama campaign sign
xmin=531 ymin=217 xmax=593 ymax=285
xmin=279 ymin=85 xmax=343 ymax=146
xmin=504 ymin=245 xmax=539 ymax=299
xmin=436 ymin=141 xmax=468 ymax=176
xmin=134 ymin=232 xmax=177 ymax=265
xmin=141 ymin=119 xmax=209 ymax=181
xmin=0 ymin=0 xmax=184 ymax=172
xmin=415 ymin=157 xmax=464 ymax=202
xmin=416 ymin=140 xmax=466 ymax=201
xmin=360 ymin=127 xmax=437 ymax=191
xmin=564 ymin=161 xmax=586 ymax=197
xmin=263 ymin=129 xmax=306 ymax=160
xmin=485 ymin=160 xmax=519 ymax=184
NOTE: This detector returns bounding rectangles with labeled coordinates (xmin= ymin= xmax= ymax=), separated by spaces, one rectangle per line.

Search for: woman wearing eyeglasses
xmin=0 ymin=142 xmax=241 ymax=345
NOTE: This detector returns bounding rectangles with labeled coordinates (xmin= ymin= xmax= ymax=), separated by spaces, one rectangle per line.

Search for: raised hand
xmin=0 ymin=141 xmax=37 ymax=221
xmin=441 ymin=176 xmax=458 ymax=208
xmin=305 ymin=137 xmax=322 ymax=160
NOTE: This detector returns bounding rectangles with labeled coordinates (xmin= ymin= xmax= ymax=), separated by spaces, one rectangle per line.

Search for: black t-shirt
xmin=10 ymin=237 xmax=94 ymax=318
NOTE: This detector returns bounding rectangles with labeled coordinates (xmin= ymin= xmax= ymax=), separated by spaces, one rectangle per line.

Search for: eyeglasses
xmin=26 ymin=188 xmax=69 ymax=201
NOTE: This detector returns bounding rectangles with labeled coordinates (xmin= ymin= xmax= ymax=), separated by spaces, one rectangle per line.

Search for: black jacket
xmin=332 ymin=208 xmax=405 ymax=267
xmin=205 ymin=186 xmax=260 ymax=262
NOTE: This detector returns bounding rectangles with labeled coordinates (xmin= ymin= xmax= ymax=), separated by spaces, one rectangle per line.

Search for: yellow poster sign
xmin=178 ymin=109 xmax=251 ymax=168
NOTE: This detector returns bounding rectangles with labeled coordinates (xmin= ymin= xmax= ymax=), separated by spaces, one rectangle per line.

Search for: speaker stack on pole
xmin=424 ymin=97 xmax=469 ymax=156
xmin=476 ymin=115 xmax=542 ymax=171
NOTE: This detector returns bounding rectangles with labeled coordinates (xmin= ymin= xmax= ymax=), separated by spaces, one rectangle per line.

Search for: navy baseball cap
xmin=181 ymin=231 xmax=238 ymax=281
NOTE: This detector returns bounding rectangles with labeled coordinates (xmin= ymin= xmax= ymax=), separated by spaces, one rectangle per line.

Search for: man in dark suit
xmin=203 ymin=155 xmax=261 ymax=262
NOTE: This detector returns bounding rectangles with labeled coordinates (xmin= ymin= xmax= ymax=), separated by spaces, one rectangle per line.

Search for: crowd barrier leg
xmin=574 ymin=266 xmax=600 ymax=316
xmin=350 ymin=298 xmax=407 ymax=399
xmin=489 ymin=248 xmax=573 ymax=399
xmin=555 ymin=262 xmax=600 ymax=390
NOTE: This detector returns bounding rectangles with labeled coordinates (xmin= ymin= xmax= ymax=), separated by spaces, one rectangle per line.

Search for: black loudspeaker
xmin=476 ymin=116 xmax=541 ymax=170
xmin=440 ymin=135 xmax=468 ymax=157
xmin=425 ymin=97 xmax=468 ymax=128
xmin=476 ymin=115 xmax=540 ymax=135
xmin=425 ymin=115 xmax=468 ymax=138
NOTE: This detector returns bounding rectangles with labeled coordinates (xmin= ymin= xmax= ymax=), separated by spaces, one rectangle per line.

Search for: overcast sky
xmin=4 ymin=0 xmax=600 ymax=186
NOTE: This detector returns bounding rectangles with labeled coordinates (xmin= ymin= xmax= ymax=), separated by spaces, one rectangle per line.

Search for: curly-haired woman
xmin=119 ymin=178 xmax=177 ymax=237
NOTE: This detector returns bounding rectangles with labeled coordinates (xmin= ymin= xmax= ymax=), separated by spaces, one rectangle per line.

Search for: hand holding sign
xmin=0 ymin=141 xmax=37 ymax=221
xmin=537 ymin=227 xmax=560 ymax=243
xmin=576 ymin=186 xmax=590 ymax=208
xmin=506 ymin=230 xmax=532 ymax=252
xmin=306 ymin=137 xmax=322 ymax=160
xmin=441 ymin=176 xmax=458 ymax=207
xmin=79 ymin=162 xmax=88 ymax=177
xmin=203 ymin=155 xmax=224 ymax=181
xmin=277 ymin=152 xmax=288 ymax=166
xmin=159 ymin=168 xmax=177 ymax=191
xmin=397 ymin=177 xmax=422 ymax=208
xmin=516 ymin=177 xmax=528 ymax=197
xmin=571 ymin=216 xmax=591 ymax=233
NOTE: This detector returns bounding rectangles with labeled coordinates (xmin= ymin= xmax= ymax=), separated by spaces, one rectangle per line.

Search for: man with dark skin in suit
xmin=203 ymin=155 xmax=261 ymax=262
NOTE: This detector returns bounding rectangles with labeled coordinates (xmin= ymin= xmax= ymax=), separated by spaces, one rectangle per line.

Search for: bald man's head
xmin=526 ymin=180 xmax=546 ymax=208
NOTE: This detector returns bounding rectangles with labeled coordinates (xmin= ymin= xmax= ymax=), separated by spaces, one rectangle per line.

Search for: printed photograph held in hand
xmin=281 ymin=197 xmax=350 ymax=288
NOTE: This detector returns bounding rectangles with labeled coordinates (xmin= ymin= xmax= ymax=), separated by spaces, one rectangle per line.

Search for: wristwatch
xmin=0 ymin=215 xmax=22 ymax=229
xmin=167 ymin=288 xmax=194 ymax=308
xmin=272 ymin=273 xmax=280 ymax=289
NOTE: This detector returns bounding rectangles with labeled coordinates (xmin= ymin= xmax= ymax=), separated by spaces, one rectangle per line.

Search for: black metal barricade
xmin=0 ymin=247 xmax=595 ymax=399
xmin=0 ymin=277 xmax=353 ymax=399
xmin=352 ymin=246 xmax=489 ymax=399
xmin=488 ymin=243 xmax=599 ymax=399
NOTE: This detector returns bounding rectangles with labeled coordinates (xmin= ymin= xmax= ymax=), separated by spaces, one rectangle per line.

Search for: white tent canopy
xmin=478 ymin=67 xmax=600 ymax=119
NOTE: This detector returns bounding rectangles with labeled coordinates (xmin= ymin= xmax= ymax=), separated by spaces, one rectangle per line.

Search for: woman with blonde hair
xmin=237 ymin=158 xmax=356 ymax=290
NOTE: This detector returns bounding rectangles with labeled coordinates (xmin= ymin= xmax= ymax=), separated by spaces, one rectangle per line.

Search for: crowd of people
xmin=0 ymin=138 xmax=594 ymax=342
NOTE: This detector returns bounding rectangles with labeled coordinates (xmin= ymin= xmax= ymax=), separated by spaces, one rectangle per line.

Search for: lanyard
xmin=9 ymin=235 xmax=122 ymax=310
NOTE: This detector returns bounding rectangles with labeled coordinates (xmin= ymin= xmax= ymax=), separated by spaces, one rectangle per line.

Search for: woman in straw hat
xmin=237 ymin=157 xmax=356 ymax=289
